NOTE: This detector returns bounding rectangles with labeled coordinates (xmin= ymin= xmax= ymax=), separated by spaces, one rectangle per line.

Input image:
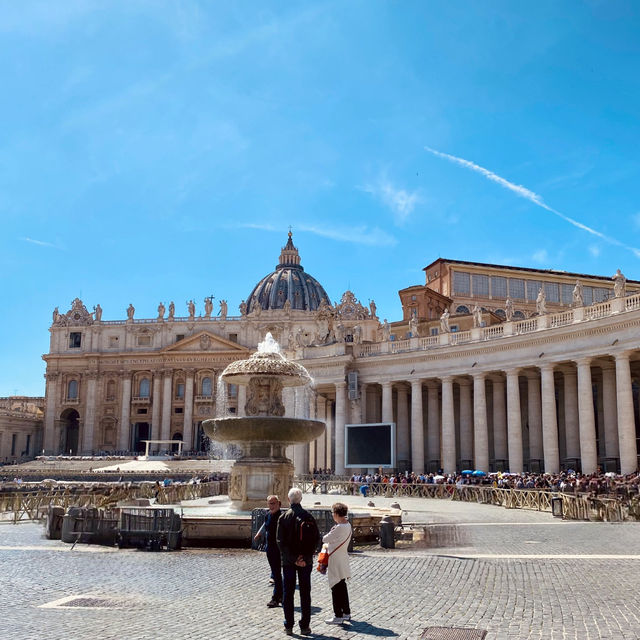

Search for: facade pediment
xmin=161 ymin=331 xmax=249 ymax=354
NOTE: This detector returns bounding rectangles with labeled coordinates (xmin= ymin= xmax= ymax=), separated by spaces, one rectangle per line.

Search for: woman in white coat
xmin=323 ymin=502 xmax=352 ymax=624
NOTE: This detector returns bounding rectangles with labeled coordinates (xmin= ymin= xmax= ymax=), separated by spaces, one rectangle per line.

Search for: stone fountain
xmin=202 ymin=333 xmax=325 ymax=510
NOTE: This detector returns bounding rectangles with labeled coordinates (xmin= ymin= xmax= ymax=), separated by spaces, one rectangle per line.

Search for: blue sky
xmin=2 ymin=1 xmax=640 ymax=396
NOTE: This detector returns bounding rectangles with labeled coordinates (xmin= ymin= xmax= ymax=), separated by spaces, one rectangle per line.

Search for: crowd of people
xmin=336 ymin=469 xmax=640 ymax=498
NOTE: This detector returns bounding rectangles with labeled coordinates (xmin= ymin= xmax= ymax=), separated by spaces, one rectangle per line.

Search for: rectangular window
xmin=490 ymin=276 xmax=507 ymax=299
xmin=174 ymin=407 xmax=184 ymax=414
xmin=583 ymin=287 xmax=593 ymax=306
xmin=593 ymin=287 xmax=610 ymax=303
xmin=452 ymin=271 xmax=470 ymax=295
xmin=11 ymin=434 xmax=17 ymax=456
xmin=430 ymin=327 xmax=439 ymax=336
xmin=450 ymin=325 xmax=459 ymax=332
xmin=137 ymin=335 xmax=151 ymax=346
xmin=472 ymin=274 xmax=489 ymax=297
xmin=561 ymin=284 xmax=574 ymax=305
xmin=227 ymin=383 xmax=238 ymax=398
xmin=176 ymin=384 xmax=185 ymax=399
xmin=526 ymin=280 xmax=541 ymax=301
xmin=69 ymin=332 xmax=82 ymax=348
xmin=137 ymin=408 xmax=148 ymax=414
xmin=509 ymin=278 xmax=525 ymax=301
xmin=109 ymin=336 xmax=119 ymax=348
xmin=544 ymin=282 xmax=560 ymax=303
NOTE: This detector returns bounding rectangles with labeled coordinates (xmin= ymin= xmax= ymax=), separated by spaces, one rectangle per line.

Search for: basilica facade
xmin=42 ymin=232 xmax=640 ymax=477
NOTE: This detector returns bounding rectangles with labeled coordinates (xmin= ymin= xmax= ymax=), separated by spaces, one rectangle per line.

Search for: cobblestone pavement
xmin=2 ymin=495 xmax=640 ymax=640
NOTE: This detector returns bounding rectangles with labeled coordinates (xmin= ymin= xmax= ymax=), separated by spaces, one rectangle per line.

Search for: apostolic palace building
xmin=41 ymin=232 xmax=640 ymax=477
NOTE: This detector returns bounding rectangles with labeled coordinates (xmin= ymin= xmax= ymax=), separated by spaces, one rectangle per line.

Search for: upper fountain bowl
xmin=220 ymin=333 xmax=312 ymax=387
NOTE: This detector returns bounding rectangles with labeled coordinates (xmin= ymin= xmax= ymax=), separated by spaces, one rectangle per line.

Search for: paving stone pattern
xmin=2 ymin=497 xmax=640 ymax=640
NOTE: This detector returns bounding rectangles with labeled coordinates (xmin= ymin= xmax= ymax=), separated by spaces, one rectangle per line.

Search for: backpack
xmin=295 ymin=511 xmax=320 ymax=556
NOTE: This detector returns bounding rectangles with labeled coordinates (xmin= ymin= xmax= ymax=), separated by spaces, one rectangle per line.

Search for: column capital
xmin=471 ymin=371 xmax=486 ymax=381
xmin=505 ymin=367 xmax=520 ymax=377
xmin=335 ymin=380 xmax=347 ymax=389
xmin=440 ymin=375 xmax=453 ymax=384
xmin=613 ymin=350 xmax=633 ymax=363
xmin=575 ymin=356 xmax=592 ymax=367
xmin=538 ymin=362 xmax=556 ymax=373
xmin=410 ymin=379 xmax=423 ymax=389
xmin=381 ymin=380 xmax=393 ymax=389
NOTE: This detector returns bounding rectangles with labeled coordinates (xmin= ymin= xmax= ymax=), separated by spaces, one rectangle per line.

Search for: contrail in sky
xmin=425 ymin=146 xmax=640 ymax=258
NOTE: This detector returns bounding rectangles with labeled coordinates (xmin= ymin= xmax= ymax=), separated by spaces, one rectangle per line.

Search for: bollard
xmin=379 ymin=515 xmax=395 ymax=548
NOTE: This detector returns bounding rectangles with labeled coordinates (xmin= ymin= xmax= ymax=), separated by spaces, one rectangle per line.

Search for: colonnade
xmin=320 ymin=352 xmax=639 ymax=477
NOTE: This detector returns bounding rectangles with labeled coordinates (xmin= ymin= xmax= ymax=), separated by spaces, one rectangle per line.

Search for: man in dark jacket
xmin=276 ymin=487 xmax=317 ymax=635
xmin=254 ymin=495 xmax=283 ymax=607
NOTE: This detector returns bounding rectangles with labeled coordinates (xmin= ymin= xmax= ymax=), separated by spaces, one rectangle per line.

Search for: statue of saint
xmin=187 ymin=299 xmax=196 ymax=319
xmin=239 ymin=300 xmax=247 ymax=316
xmin=353 ymin=325 xmax=362 ymax=344
xmin=472 ymin=304 xmax=482 ymax=328
xmin=369 ymin=300 xmax=377 ymax=319
xmin=93 ymin=304 xmax=102 ymax=322
xmin=504 ymin=297 xmax=514 ymax=322
xmin=334 ymin=322 xmax=344 ymax=342
xmin=168 ymin=301 xmax=175 ymax=319
xmin=536 ymin=288 xmax=547 ymax=315
xmin=157 ymin=302 xmax=165 ymax=320
xmin=612 ymin=269 xmax=626 ymax=298
xmin=440 ymin=309 xmax=450 ymax=333
xmin=219 ymin=299 xmax=228 ymax=319
xmin=382 ymin=319 xmax=391 ymax=341
xmin=572 ymin=281 xmax=584 ymax=307
xmin=127 ymin=304 xmax=135 ymax=320
xmin=204 ymin=297 xmax=213 ymax=318
xmin=409 ymin=314 xmax=418 ymax=337
xmin=52 ymin=307 xmax=60 ymax=324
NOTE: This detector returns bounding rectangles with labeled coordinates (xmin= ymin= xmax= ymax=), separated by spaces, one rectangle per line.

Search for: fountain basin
xmin=202 ymin=417 xmax=325 ymax=445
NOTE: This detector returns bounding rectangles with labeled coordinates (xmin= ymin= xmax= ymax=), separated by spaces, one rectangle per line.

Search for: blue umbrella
xmin=472 ymin=470 xmax=487 ymax=476
xmin=461 ymin=470 xmax=474 ymax=475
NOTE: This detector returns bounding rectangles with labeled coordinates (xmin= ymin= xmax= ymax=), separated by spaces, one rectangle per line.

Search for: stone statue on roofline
xmin=93 ymin=304 xmax=102 ymax=322
xmin=239 ymin=300 xmax=247 ymax=316
xmin=440 ymin=308 xmax=450 ymax=333
xmin=572 ymin=281 xmax=584 ymax=307
xmin=127 ymin=304 xmax=135 ymax=321
xmin=382 ymin=319 xmax=391 ymax=341
xmin=472 ymin=303 xmax=482 ymax=328
xmin=204 ymin=297 xmax=213 ymax=318
xmin=219 ymin=300 xmax=228 ymax=319
xmin=157 ymin=302 xmax=165 ymax=320
xmin=168 ymin=301 xmax=175 ymax=320
xmin=505 ymin=297 xmax=514 ymax=322
xmin=612 ymin=269 xmax=626 ymax=298
xmin=536 ymin=288 xmax=547 ymax=315
xmin=409 ymin=313 xmax=418 ymax=337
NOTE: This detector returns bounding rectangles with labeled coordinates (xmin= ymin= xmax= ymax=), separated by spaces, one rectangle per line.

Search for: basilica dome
xmin=246 ymin=232 xmax=330 ymax=313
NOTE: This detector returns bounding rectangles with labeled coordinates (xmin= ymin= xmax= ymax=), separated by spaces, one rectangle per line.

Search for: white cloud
xmin=21 ymin=237 xmax=62 ymax=249
xmin=588 ymin=245 xmax=601 ymax=258
xmin=632 ymin=211 xmax=640 ymax=230
xmin=532 ymin=249 xmax=548 ymax=264
xmin=361 ymin=177 xmax=421 ymax=224
xmin=425 ymin=146 xmax=640 ymax=259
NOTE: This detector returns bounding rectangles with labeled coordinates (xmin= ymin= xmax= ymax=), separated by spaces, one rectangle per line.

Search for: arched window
xmin=513 ymin=310 xmax=525 ymax=320
xmin=67 ymin=380 xmax=78 ymax=399
xmin=106 ymin=380 xmax=116 ymax=401
xmin=456 ymin=305 xmax=470 ymax=314
xmin=495 ymin=309 xmax=506 ymax=319
xmin=202 ymin=377 xmax=212 ymax=397
xmin=139 ymin=378 xmax=150 ymax=398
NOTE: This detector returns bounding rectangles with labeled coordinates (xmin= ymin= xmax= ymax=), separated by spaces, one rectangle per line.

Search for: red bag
xmin=316 ymin=548 xmax=329 ymax=574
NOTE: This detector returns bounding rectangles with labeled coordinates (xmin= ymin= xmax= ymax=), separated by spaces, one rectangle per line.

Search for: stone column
xmin=426 ymin=382 xmax=440 ymax=470
xmin=458 ymin=379 xmax=473 ymax=464
xmin=183 ymin=370 xmax=195 ymax=451
xmin=381 ymin=381 xmax=394 ymax=423
xmin=396 ymin=385 xmax=410 ymax=468
xmin=325 ymin=399 xmax=333 ymax=472
xmin=316 ymin=396 xmax=327 ymax=470
xmin=151 ymin=373 xmax=162 ymax=440
xmin=506 ymin=369 xmax=523 ymax=473
xmin=441 ymin=377 xmax=456 ymax=474
xmin=615 ymin=352 xmax=638 ymax=474
xmin=526 ymin=372 xmax=543 ymax=463
xmin=491 ymin=377 xmax=507 ymax=463
xmin=360 ymin=383 xmax=368 ymax=423
xmin=410 ymin=380 xmax=425 ymax=474
xmin=118 ymin=374 xmax=132 ymax=451
xmin=161 ymin=372 xmax=172 ymax=441
xmin=473 ymin=373 xmax=489 ymax=471
xmin=563 ymin=368 xmax=580 ymax=459
xmin=576 ymin=357 xmax=598 ymax=474
xmin=540 ymin=364 xmax=560 ymax=473
xmin=334 ymin=381 xmax=347 ymax=475
xmin=601 ymin=363 xmax=619 ymax=459
xmin=82 ymin=373 xmax=98 ymax=454
xmin=44 ymin=373 xmax=59 ymax=454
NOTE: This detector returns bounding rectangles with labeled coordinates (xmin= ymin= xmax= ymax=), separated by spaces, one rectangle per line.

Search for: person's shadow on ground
xmin=291 ymin=620 xmax=398 ymax=638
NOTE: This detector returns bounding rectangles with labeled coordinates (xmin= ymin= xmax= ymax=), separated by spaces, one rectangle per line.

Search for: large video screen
xmin=345 ymin=422 xmax=395 ymax=468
